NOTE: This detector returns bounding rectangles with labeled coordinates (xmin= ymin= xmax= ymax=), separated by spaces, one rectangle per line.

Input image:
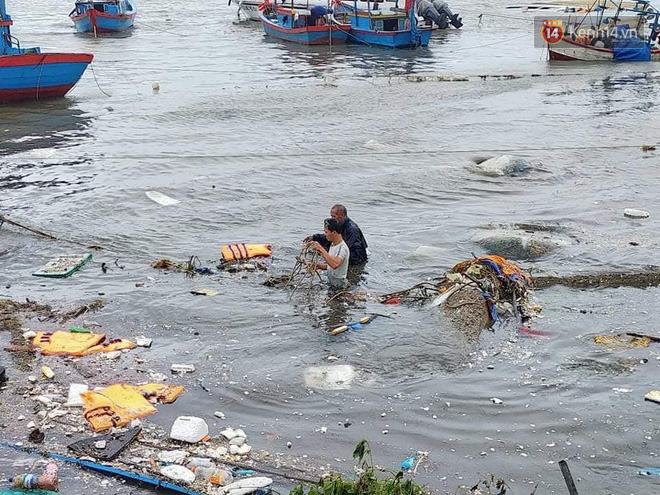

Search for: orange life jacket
xmin=81 ymin=383 xmax=185 ymax=432
xmin=221 ymin=243 xmax=272 ymax=262
xmin=33 ymin=331 xmax=136 ymax=356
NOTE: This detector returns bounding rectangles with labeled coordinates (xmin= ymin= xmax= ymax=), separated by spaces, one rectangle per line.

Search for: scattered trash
xmin=491 ymin=397 xmax=504 ymax=405
xmin=220 ymin=244 xmax=272 ymax=263
xmin=65 ymin=383 xmax=89 ymax=407
xmin=10 ymin=461 xmax=58 ymax=491
xmin=303 ymin=365 xmax=355 ymax=391
xmin=160 ymin=464 xmax=195 ymax=484
xmin=28 ymin=429 xmax=45 ymax=444
xmin=638 ymin=467 xmax=660 ymax=475
xmin=330 ymin=314 xmax=390 ymax=336
xmin=171 ymin=364 xmax=195 ymax=374
xmin=644 ymin=390 xmax=660 ymax=404
xmin=193 ymin=465 xmax=233 ymax=485
xmin=146 ymin=191 xmax=181 ymax=206
xmin=136 ymin=336 xmax=153 ymax=348
xmin=219 ymin=476 xmax=272 ymax=494
xmin=624 ymin=208 xmax=650 ymax=219
xmin=32 ymin=254 xmax=93 ymax=278
xmin=41 ymin=366 xmax=54 ymax=380
xmin=401 ymin=456 xmax=415 ymax=470
xmin=68 ymin=426 xmax=141 ymax=460
xmin=152 ymin=82 xmax=160 ymax=92
xmin=594 ymin=334 xmax=650 ymax=350
xmin=33 ymin=331 xmax=136 ymax=357
xmin=69 ymin=326 xmax=92 ymax=333
xmin=190 ymin=289 xmax=219 ymax=296
xmin=81 ymin=383 xmax=185 ymax=432
xmin=170 ymin=416 xmax=209 ymax=443
xmin=22 ymin=330 xmax=36 ymax=339
xmin=159 ymin=450 xmax=190 ymax=463
xmin=214 ymin=411 xmax=226 ymax=419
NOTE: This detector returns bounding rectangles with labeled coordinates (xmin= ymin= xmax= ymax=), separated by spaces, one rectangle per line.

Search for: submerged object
xmin=303 ymin=364 xmax=355 ymax=390
xmin=146 ymin=190 xmax=180 ymax=206
xmin=32 ymin=254 xmax=93 ymax=278
xmin=0 ymin=0 xmax=92 ymax=103
xmin=471 ymin=155 xmax=530 ymax=177
xmin=70 ymin=0 xmax=137 ymax=34
xmin=259 ymin=4 xmax=351 ymax=45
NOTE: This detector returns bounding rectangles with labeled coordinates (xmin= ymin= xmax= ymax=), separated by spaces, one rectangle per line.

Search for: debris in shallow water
xmin=171 ymin=364 xmax=195 ymax=373
xmin=645 ymin=391 xmax=660 ymax=405
xmin=491 ymin=398 xmax=503 ymax=405
xmin=170 ymin=416 xmax=209 ymax=443
xmin=160 ymin=464 xmax=195 ymax=484
xmin=624 ymin=208 xmax=650 ymax=219
xmin=146 ymin=191 xmax=180 ymax=206
xmin=190 ymin=288 xmax=219 ymax=296
xmin=41 ymin=366 xmax=54 ymax=379
xmin=594 ymin=334 xmax=650 ymax=351
xmin=214 ymin=411 xmax=226 ymax=419
xmin=136 ymin=336 xmax=153 ymax=348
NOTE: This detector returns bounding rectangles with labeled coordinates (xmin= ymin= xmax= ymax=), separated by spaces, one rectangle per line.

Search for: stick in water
xmin=559 ymin=460 xmax=579 ymax=495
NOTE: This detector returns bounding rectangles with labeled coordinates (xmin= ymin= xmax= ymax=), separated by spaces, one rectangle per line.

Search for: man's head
xmin=323 ymin=218 xmax=343 ymax=243
xmin=330 ymin=204 xmax=347 ymax=223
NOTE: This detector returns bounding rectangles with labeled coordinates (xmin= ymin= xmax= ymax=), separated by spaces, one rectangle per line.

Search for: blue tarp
xmin=613 ymin=37 xmax=651 ymax=61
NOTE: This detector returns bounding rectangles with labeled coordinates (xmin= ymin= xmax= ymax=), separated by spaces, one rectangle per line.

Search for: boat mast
xmin=0 ymin=0 xmax=12 ymax=55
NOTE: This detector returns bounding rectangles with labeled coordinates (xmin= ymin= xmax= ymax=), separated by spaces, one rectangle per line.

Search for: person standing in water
xmin=308 ymin=218 xmax=350 ymax=288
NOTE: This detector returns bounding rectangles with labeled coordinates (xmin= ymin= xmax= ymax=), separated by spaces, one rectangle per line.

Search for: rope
xmin=89 ymin=62 xmax=111 ymax=97
xmin=137 ymin=20 xmax=191 ymax=36
xmin=2 ymin=142 xmax=656 ymax=161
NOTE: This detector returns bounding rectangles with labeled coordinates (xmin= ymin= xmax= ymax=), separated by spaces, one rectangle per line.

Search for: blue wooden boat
xmin=259 ymin=3 xmax=351 ymax=45
xmin=0 ymin=0 xmax=93 ymax=102
xmin=333 ymin=0 xmax=434 ymax=48
xmin=70 ymin=0 xmax=137 ymax=34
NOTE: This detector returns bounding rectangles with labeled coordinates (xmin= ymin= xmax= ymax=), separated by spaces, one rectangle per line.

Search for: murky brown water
xmin=1 ymin=0 xmax=660 ymax=493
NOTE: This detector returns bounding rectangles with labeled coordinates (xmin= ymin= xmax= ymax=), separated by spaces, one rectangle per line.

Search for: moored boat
xmin=0 ymin=0 xmax=93 ymax=102
xmin=333 ymin=0 xmax=434 ymax=48
xmin=259 ymin=3 xmax=351 ymax=44
xmin=545 ymin=0 xmax=660 ymax=61
xmin=70 ymin=0 xmax=137 ymax=34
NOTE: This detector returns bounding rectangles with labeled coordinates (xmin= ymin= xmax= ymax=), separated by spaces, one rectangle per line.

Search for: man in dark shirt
xmin=305 ymin=204 xmax=368 ymax=266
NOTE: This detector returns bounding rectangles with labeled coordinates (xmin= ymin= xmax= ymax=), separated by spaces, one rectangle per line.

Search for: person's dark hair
xmin=332 ymin=204 xmax=347 ymax=217
xmin=324 ymin=218 xmax=342 ymax=234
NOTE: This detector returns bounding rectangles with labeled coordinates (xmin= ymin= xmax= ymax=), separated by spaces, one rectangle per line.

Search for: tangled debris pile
xmin=379 ymin=255 xmax=539 ymax=327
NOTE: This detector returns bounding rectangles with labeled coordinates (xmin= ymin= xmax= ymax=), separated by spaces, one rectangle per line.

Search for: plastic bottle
xmin=10 ymin=462 xmax=59 ymax=490
xmin=184 ymin=457 xmax=215 ymax=469
xmin=193 ymin=466 xmax=233 ymax=486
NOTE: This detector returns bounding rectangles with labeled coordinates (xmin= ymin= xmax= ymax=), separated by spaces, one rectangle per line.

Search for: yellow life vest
xmin=221 ymin=243 xmax=272 ymax=262
xmin=81 ymin=383 xmax=185 ymax=432
xmin=33 ymin=331 xmax=136 ymax=356
xmin=33 ymin=331 xmax=105 ymax=356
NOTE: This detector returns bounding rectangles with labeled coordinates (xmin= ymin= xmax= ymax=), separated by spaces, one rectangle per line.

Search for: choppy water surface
xmin=1 ymin=0 xmax=660 ymax=493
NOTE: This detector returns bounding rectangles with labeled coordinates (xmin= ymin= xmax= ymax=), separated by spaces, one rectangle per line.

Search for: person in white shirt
xmin=308 ymin=218 xmax=350 ymax=288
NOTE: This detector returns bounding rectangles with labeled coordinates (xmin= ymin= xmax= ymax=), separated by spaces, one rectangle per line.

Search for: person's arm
xmin=310 ymin=241 xmax=343 ymax=269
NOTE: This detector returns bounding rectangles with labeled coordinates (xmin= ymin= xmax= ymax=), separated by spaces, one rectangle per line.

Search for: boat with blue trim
xmin=70 ymin=0 xmax=137 ymax=34
xmin=0 ymin=0 xmax=93 ymax=102
xmin=333 ymin=0 xmax=434 ymax=48
xmin=259 ymin=3 xmax=351 ymax=44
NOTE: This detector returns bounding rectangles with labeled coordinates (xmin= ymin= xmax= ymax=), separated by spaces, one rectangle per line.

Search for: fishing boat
xmin=545 ymin=0 xmax=660 ymax=61
xmin=259 ymin=2 xmax=351 ymax=44
xmin=333 ymin=0 xmax=434 ymax=48
xmin=70 ymin=0 xmax=137 ymax=34
xmin=0 ymin=0 xmax=93 ymax=102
